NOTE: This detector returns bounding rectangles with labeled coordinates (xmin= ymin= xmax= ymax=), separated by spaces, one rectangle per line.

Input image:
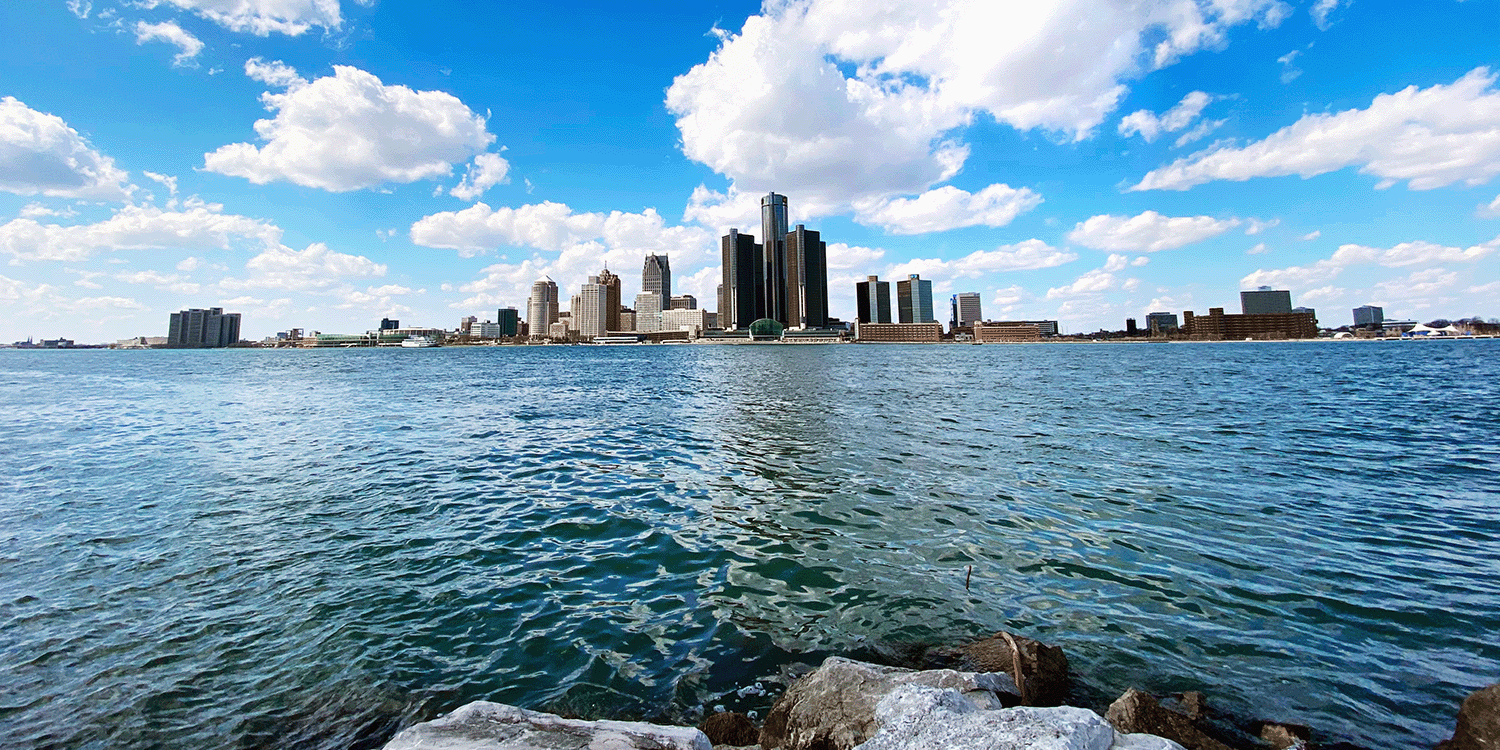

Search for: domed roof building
xmin=748 ymin=318 xmax=784 ymax=341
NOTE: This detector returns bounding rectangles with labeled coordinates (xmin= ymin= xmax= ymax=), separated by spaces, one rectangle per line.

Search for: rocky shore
xmin=380 ymin=632 xmax=1499 ymax=750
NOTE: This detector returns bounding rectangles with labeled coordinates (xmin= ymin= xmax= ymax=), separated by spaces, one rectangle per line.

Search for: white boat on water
xmin=401 ymin=335 xmax=440 ymax=348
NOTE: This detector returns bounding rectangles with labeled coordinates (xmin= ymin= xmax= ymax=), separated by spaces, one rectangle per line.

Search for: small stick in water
xmin=965 ymin=565 xmax=972 ymax=591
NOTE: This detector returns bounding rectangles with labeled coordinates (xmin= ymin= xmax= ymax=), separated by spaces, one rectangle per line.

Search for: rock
xmin=1438 ymin=683 xmax=1500 ymax=750
xmin=857 ymin=684 xmax=1185 ymax=750
xmin=1256 ymin=721 xmax=1309 ymax=750
xmin=381 ymin=700 xmax=712 ymax=750
xmin=1176 ymin=692 xmax=1206 ymax=723
xmin=699 ymin=712 xmax=759 ymax=747
xmin=1105 ymin=689 xmax=1232 ymax=750
xmin=920 ymin=631 xmax=1071 ymax=706
xmin=759 ymin=656 xmax=1019 ymax=750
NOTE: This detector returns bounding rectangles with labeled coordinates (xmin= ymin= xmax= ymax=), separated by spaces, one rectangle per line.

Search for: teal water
xmin=1 ymin=342 xmax=1496 ymax=749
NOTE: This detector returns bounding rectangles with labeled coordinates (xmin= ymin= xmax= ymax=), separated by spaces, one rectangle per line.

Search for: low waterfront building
xmin=987 ymin=319 xmax=1058 ymax=336
xmin=854 ymin=321 xmax=942 ymax=342
xmin=472 ymin=321 xmax=503 ymax=338
xmin=1182 ymin=307 xmax=1318 ymax=340
xmin=973 ymin=322 xmax=1041 ymax=342
xmin=660 ymin=307 xmax=710 ymax=336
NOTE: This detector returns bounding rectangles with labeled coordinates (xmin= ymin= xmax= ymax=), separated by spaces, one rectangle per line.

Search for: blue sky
xmin=1 ymin=0 xmax=1497 ymax=341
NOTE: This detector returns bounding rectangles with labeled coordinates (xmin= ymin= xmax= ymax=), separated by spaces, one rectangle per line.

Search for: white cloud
xmin=1131 ymin=255 xmax=1150 ymax=266
xmin=67 ymin=0 xmax=91 ymax=19
xmin=1118 ymin=91 xmax=1212 ymax=142
xmin=0 ymin=97 xmax=131 ymax=200
xmin=1174 ymin=118 xmax=1225 ymax=148
xmin=115 ymin=269 xmax=200 ymax=294
xmin=1277 ymin=49 xmax=1302 ymax=84
xmin=244 ymin=57 xmax=305 ymax=88
xmin=221 ymin=242 xmax=385 ymax=292
xmin=1245 ymin=218 xmax=1280 ymax=235
xmin=1310 ymin=0 xmax=1347 ymax=30
xmin=0 ymin=198 xmax=280 ymax=262
xmin=1479 ymin=194 xmax=1500 ymax=219
xmin=1302 ymin=230 xmax=1321 ymax=241
xmin=1247 ymin=242 xmax=1269 ymax=255
xmin=1133 ymin=68 xmax=1500 ymax=192
xmin=1299 ymin=285 xmax=1344 ymax=303
xmin=18 ymin=203 xmax=78 ymax=219
xmin=143 ymin=171 xmax=179 ymax=198
xmin=1372 ymin=267 xmax=1459 ymax=300
xmin=666 ymin=0 xmax=1288 ymax=211
xmin=852 ymin=184 xmax=1042 ymax=235
xmin=135 ymin=21 xmax=204 ymax=67
xmin=825 ymin=242 xmax=885 ymax=270
xmin=1068 ymin=210 xmax=1240 ymax=252
xmin=890 ymin=239 xmax=1077 ymax=281
xmin=176 ymin=256 xmax=201 ymax=271
xmin=160 ymin=0 xmax=342 ymax=36
xmin=1047 ymin=268 xmax=1118 ymax=299
xmin=0 ymin=274 xmax=146 ymax=318
xmin=449 ymin=152 xmax=511 ymax=202
xmin=1241 ymin=234 xmax=1499 ymax=289
xmin=205 ymin=66 xmax=495 ymax=192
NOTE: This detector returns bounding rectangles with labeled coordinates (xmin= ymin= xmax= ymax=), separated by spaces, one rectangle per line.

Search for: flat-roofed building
xmin=1145 ymin=311 xmax=1179 ymax=333
xmin=720 ymin=229 xmax=763 ymax=330
xmin=527 ymin=278 xmax=559 ymax=339
xmin=167 ymin=307 xmax=241 ymax=347
xmin=661 ymin=307 xmax=710 ymax=336
xmin=1240 ymin=287 xmax=1293 ymax=315
xmin=855 ymin=276 xmax=892 ymax=324
xmin=497 ymin=307 xmax=520 ymax=337
xmin=951 ymin=293 xmax=982 ymax=330
xmin=1182 ymin=307 xmax=1317 ymax=340
xmin=853 ymin=321 xmax=941 ymax=342
xmin=974 ymin=322 xmax=1041 ymax=342
xmin=576 ymin=276 xmax=609 ymax=340
xmin=669 ymin=295 xmax=697 ymax=310
xmin=1354 ymin=305 xmax=1384 ymax=329
xmin=896 ymin=274 xmax=935 ymax=324
xmin=989 ymin=319 xmax=1058 ymax=336
xmin=634 ymin=292 xmax=663 ymax=333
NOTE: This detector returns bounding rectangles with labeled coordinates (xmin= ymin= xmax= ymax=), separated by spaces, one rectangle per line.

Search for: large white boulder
xmin=858 ymin=684 xmax=1186 ymax=750
xmin=380 ymin=701 xmax=712 ymax=750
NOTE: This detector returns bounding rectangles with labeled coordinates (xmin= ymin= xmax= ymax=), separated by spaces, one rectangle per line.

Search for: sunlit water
xmin=1 ymin=342 xmax=1496 ymax=749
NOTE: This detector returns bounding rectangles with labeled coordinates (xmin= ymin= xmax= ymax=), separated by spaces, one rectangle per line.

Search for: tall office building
xmin=597 ymin=267 xmax=622 ymax=332
xmin=380 ymin=318 xmax=399 ymax=330
xmin=896 ymin=274 xmax=934 ymax=324
xmin=526 ymin=277 xmax=559 ymax=338
xmin=951 ymin=292 xmax=982 ymax=329
xmin=720 ymin=229 xmax=764 ymax=330
xmin=855 ymin=276 xmax=892 ymax=324
xmin=1354 ymin=305 xmax=1384 ymax=329
xmin=576 ymin=276 xmax=609 ymax=340
xmin=1145 ymin=311 xmax=1179 ymax=333
xmin=785 ymin=224 xmax=829 ymax=329
xmin=497 ymin=307 xmax=520 ymax=337
xmin=642 ymin=255 xmax=671 ymax=302
xmin=669 ymin=295 xmax=697 ymax=310
xmin=634 ymin=292 xmax=663 ymax=333
xmin=761 ymin=193 xmax=790 ymax=324
xmin=167 ymin=307 xmax=241 ymax=347
xmin=1241 ymin=286 xmax=1293 ymax=315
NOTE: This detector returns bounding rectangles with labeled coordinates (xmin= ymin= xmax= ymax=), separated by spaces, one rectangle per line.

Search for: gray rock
xmin=759 ymin=656 xmax=1018 ymax=750
xmin=1438 ymin=683 xmax=1500 ymax=750
xmin=1104 ymin=689 xmax=1232 ymax=750
xmin=857 ymin=684 xmax=1185 ymax=750
xmin=381 ymin=701 xmax=712 ymax=750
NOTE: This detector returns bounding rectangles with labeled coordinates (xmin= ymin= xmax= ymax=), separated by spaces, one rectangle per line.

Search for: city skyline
xmin=2 ymin=2 xmax=1499 ymax=342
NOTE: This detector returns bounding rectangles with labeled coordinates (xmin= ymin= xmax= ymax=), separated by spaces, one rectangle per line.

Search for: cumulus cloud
xmin=852 ymin=184 xmax=1042 ymax=235
xmin=160 ymin=0 xmax=342 ymax=36
xmin=135 ymin=21 xmax=204 ymax=67
xmin=1133 ymin=68 xmax=1500 ymax=192
xmin=1245 ymin=218 xmax=1279 ymax=235
xmin=244 ymin=57 xmax=305 ymax=88
xmin=1310 ymin=0 xmax=1347 ymax=30
xmin=0 ymin=274 xmax=145 ymax=318
xmin=666 ymin=0 xmax=1288 ymax=210
xmin=1302 ymin=230 xmax=1321 ymax=241
xmin=0 ymin=97 xmax=131 ymax=200
xmin=115 ymin=268 xmax=200 ymax=294
xmin=18 ymin=203 xmax=78 ymax=219
xmin=889 ymin=239 xmax=1077 ymax=282
xmin=0 ymin=198 xmax=279 ymax=262
xmin=1247 ymin=242 xmax=1269 ymax=255
xmin=221 ymin=242 xmax=385 ymax=292
xmin=1118 ymin=91 xmax=1212 ymax=142
xmin=825 ymin=242 xmax=885 ymax=270
xmin=1240 ymin=234 xmax=1499 ymax=289
xmin=1068 ymin=210 xmax=1240 ymax=252
xmin=205 ymin=66 xmax=495 ymax=192
xmin=450 ymin=152 xmax=510 ymax=202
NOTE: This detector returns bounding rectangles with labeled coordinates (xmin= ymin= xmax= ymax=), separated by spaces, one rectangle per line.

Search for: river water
xmin=1 ymin=341 xmax=1496 ymax=749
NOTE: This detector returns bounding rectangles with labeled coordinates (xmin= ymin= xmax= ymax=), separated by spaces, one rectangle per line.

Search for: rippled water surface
xmin=2 ymin=342 xmax=1497 ymax=749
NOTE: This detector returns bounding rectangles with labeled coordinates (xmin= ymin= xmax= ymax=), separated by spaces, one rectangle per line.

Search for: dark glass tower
xmin=761 ymin=192 xmax=789 ymax=325
xmin=855 ymin=276 xmax=892 ymax=324
xmin=721 ymin=229 xmax=764 ymax=330
xmin=785 ymin=224 xmax=828 ymax=329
